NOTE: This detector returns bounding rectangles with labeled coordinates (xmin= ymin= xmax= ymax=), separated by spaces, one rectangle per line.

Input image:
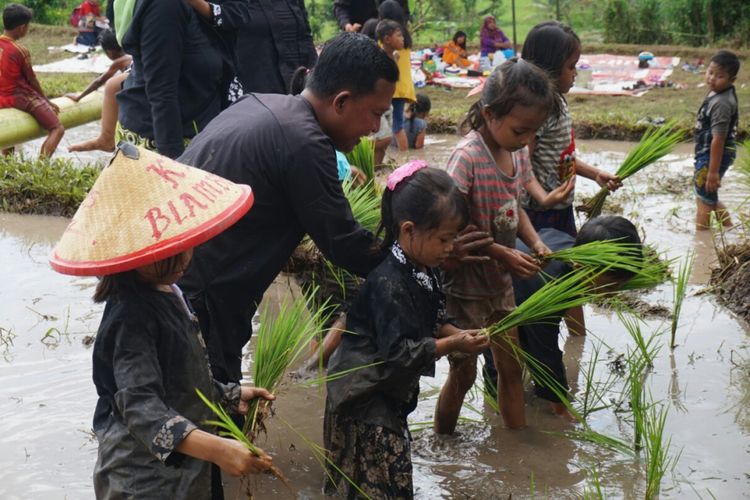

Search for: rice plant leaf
xmin=578 ymin=121 xmax=684 ymax=219
xmin=345 ymin=137 xmax=376 ymax=183
xmin=484 ymin=267 xmax=607 ymax=339
xmin=670 ymin=252 xmax=694 ymax=349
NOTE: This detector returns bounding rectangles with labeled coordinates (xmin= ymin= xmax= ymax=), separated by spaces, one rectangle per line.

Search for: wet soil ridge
xmin=710 ymin=242 xmax=750 ymax=322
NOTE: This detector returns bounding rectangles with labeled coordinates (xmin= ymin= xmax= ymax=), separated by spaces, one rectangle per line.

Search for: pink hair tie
xmin=386 ymin=160 xmax=429 ymax=191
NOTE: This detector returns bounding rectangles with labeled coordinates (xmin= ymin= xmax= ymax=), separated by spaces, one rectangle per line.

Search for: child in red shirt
xmin=0 ymin=4 xmax=64 ymax=158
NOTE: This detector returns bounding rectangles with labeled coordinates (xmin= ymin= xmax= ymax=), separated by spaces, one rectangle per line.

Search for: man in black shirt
xmin=177 ymin=33 xmax=398 ymax=383
xmin=333 ymin=0 xmax=409 ymax=32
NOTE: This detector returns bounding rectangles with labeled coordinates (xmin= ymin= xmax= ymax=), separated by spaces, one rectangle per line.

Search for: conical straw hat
xmin=50 ymin=143 xmax=253 ymax=276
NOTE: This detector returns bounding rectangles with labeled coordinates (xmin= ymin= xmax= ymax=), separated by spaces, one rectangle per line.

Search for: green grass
xmin=670 ymin=252 xmax=694 ymax=349
xmin=0 ymin=154 xmax=101 ymax=216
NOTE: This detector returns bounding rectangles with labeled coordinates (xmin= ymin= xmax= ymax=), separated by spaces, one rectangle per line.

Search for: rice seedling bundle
xmin=342 ymin=178 xmax=381 ymax=233
xmin=245 ymin=292 xmax=332 ymax=438
xmin=345 ymin=136 xmax=376 ymax=183
xmin=483 ymin=267 xmax=606 ymax=339
xmin=194 ymin=388 xmax=288 ymax=483
xmin=643 ymin=403 xmax=677 ymax=499
xmin=578 ymin=121 xmax=684 ymax=219
xmin=542 ymin=240 xmax=645 ymax=274
xmin=618 ymin=248 xmax=672 ymax=291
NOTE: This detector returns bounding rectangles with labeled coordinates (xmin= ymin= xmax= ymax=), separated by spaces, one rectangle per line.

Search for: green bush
xmin=603 ymin=0 xmax=635 ymax=43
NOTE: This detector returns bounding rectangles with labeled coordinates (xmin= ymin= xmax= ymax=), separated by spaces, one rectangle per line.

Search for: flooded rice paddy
xmin=1 ymin=131 xmax=749 ymax=499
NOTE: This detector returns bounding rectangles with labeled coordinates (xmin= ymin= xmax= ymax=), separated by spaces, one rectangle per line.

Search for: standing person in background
xmin=114 ymin=0 xmax=243 ymax=159
xmin=378 ymin=0 xmax=414 ymax=151
xmin=0 ymin=4 xmax=64 ymax=159
xmin=693 ymin=50 xmax=740 ymax=230
xmin=480 ymin=15 xmax=514 ymax=62
xmin=334 ymin=0 xmax=409 ymax=33
xmin=234 ymin=1 xmax=317 ymax=94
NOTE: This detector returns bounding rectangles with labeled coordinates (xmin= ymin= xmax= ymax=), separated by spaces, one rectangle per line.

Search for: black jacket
xmin=117 ymin=0 xmax=237 ymax=158
xmin=333 ymin=0 xmax=410 ymax=30
xmin=178 ymin=93 xmax=384 ymax=382
xmin=234 ymin=0 xmax=317 ymax=94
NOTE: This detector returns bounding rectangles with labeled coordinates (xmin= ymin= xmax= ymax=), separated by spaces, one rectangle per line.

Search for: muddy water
xmin=1 ymin=138 xmax=749 ymax=499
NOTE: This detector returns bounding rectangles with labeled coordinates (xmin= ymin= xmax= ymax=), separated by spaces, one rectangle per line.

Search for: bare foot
xmin=550 ymin=402 xmax=578 ymax=423
xmin=69 ymin=136 xmax=116 ymax=153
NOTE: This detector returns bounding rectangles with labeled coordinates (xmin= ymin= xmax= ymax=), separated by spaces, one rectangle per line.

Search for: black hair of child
xmin=378 ymin=0 xmax=412 ymax=49
xmin=453 ymin=30 xmax=467 ymax=50
xmin=3 ymin=3 xmax=33 ymax=31
xmin=461 ymin=58 xmax=555 ymax=135
xmin=710 ymin=49 xmax=740 ymax=78
xmin=361 ymin=18 xmax=378 ymax=40
xmin=378 ymin=168 xmax=469 ymax=252
xmin=98 ymin=29 xmax=122 ymax=53
xmin=407 ymin=93 xmax=431 ymax=126
xmin=375 ymin=19 xmax=401 ymax=43
xmin=306 ymin=33 xmax=399 ymax=99
xmin=575 ymin=215 xmax=643 ymax=280
xmin=93 ymin=253 xmax=188 ymax=303
xmin=521 ymin=21 xmax=581 ymax=117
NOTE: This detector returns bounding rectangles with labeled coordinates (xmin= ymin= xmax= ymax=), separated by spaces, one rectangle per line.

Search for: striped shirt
xmin=522 ymin=98 xmax=576 ymax=211
xmin=444 ymin=130 xmax=532 ymax=299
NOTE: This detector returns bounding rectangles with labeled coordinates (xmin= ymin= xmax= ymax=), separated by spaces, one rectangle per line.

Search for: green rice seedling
xmin=245 ymin=292 xmax=333 ymax=439
xmin=564 ymin=427 xmax=635 ymax=457
xmin=582 ymin=465 xmax=606 ymax=500
xmin=670 ymin=252 xmax=694 ymax=349
xmin=484 ymin=267 xmax=606 ymax=340
xmin=644 ymin=402 xmax=678 ymax=499
xmin=735 ymin=140 xmax=750 ymax=188
xmin=627 ymin=356 xmax=649 ymax=451
xmin=194 ymin=388 xmax=287 ymax=483
xmin=618 ymin=247 xmax=673 ymax=291
xmin=542 ymin=240 xmax=645 ymax=275
xmin=578 ymin=121 xmax=684 ymax=219
xmin=343 ymin=178 xmax=381 ymax=233
xmin=618 ymin=311 xmax=662 ymax=367
xmin=575 ymin=338 xmax=619 ymax=421
xmin=345 ymin=136 xmax=376 ymax=182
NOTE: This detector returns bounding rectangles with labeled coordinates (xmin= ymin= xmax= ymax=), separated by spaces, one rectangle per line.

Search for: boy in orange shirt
xmin=0 ymin=4 xmax=64 ymax=158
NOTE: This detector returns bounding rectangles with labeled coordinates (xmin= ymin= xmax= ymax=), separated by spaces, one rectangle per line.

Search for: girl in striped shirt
xmin=435 ymin=59 xmax=572 ymax=434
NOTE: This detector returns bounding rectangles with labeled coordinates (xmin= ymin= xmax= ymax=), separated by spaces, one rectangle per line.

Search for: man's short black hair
xmin=306 ymin=33 xmax=399 ymax=98
xmin=711 ymin=49 xmax=740 ymax=78
xmin=98 ymin=29 xmax=122 ymax=53
xmin=3 ymin=3 xmax=33 ymax=31
xmin=375 ymin=19 xmax=401 ymax=43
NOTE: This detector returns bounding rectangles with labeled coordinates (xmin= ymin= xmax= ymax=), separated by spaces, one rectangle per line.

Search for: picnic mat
xmin=571 ymin=53 xmax=680 ymax=96
xmin=35 ymin=52 xmax=111 ymax=74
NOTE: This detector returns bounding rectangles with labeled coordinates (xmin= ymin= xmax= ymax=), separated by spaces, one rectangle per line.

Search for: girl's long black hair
xmin=452 ymin=30 xmax=467 ymax=50
xmin=378 ymin=167 xmax=468 ymax=252
xmin=461 ymin=58 xmax=555 ymax=135
xmin=521 ymin=21 xmax=581 ymax=118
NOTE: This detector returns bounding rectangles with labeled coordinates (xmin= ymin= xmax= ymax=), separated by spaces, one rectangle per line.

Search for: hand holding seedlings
xmin=595 ymin=170 xmax=622 ymax=191
xmin=450 ymin=329 xmax=491 ymax=355
xmin=214 ymin=439 xmax=274 ymax=477
xmin=237 ymin=386 xmax=275 ymax=415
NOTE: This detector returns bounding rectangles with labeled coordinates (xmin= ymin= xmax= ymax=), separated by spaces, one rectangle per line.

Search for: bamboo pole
xmin=0 ymin=91 xmax=103 ymax=150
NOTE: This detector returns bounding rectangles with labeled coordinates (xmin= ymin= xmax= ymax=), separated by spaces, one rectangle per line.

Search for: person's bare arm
xmin=575 ymin=158 xmax=621 ymax=191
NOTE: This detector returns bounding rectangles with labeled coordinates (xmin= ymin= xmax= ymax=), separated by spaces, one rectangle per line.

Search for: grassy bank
xmin=0 ymin=155 xmax=100 ymax=217
xmin=423 ymin=45 xmax=750 ymax=141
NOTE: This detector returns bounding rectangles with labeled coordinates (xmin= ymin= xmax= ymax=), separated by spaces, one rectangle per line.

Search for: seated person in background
xmin=0 ymin=4 xmax=64 ymax=159
xmin=443 ymin=30 xmax=471 ymax=68
xmin=68 ymin=30 xmax=132 ymax=153
xmin=403 ymin=93 xmax=431 ymax=149
xmin=480 ymin=15 xmax=514 ymax=61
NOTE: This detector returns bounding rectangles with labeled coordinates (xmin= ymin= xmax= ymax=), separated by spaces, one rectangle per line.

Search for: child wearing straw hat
xmin=50 ymin=144 xmax=275 ymax=499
